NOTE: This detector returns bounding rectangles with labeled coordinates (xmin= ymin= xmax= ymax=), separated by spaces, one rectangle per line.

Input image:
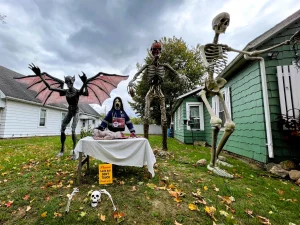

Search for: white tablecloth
xmin=74 ymin=136 xmax=156 ymax=177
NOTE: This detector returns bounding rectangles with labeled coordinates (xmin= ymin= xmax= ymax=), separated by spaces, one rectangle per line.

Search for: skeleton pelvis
xmin=205 ymin=77 xmax=227 ymax=93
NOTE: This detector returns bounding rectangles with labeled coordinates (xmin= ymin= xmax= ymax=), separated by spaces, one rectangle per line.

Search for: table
xmin=74 ymin=137 xmax=156 ymax=183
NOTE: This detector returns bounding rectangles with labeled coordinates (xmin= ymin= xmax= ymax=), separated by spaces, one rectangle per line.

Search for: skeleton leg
xmin=199 ymin=90 xmax=233 ymax=178
xmin=144 ymin=89 xmax=153 ymax=139
xmin=157 ymin=87 xmax=168 ymax=151
xmin=199 ymin=90 xmax=221 ymax=166
xmin=215 ymin=92 xmax=235 ymax=168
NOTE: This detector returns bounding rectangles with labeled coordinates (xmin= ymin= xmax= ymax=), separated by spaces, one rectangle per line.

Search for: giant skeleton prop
xmin=199 ymin=12 xmax=300 ymax=178
xmin=128 ymin=41 xmax=188 ymax=150
xmin=15 ymin=64 xmax=128 ymax=158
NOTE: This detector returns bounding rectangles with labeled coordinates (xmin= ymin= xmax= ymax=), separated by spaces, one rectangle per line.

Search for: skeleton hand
xmin=179 ymin=75 xmax=190 ymax=85
xmin=79 ymin=72 xmax=87 ymax=83
xmin=127 ymin=80 xmax=136 ymax=97
xmin=28 ymin=63 xmax=41 ymax=76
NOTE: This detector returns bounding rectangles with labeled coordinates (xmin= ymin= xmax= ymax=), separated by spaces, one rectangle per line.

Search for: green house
xmin=172 ymin=10 xmax=300 ymax=164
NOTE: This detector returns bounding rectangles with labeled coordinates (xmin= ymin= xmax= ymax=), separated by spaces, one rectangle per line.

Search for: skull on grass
xmin=212 ymin=12 xmax=230 ymax=34
xmin=91 ymin=190 xmax=101 ymax=207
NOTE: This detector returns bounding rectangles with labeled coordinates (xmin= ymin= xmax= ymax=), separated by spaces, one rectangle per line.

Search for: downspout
xmin=244 ymin=55 xmax=274 ymax=158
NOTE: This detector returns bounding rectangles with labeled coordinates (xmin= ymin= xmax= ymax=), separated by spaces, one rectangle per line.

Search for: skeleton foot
xmin=56 ymin=152 xmax=64 ymax=157
xmin=207 ymin=165 xmax=233 ymax=178
xmin=216 ymin=159 xmax=233 ymax=168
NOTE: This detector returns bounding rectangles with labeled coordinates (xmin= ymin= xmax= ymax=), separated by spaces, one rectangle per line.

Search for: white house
xmin=0 ymin=66 xmax=101 ymax=138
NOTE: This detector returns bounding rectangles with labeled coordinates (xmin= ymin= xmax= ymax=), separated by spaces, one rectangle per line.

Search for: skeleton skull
xmin=212 ymin=12 xmax=230 ymax=34
xmin=91 ymin=190 xmax=101 ymax=207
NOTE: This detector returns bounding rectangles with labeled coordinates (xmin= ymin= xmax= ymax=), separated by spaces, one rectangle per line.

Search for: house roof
xmin=172 ymin=86 xmax=203 ymax=114
xmin=218 ymin=9 xmax=300 ymax=79
xmin=0 ymin=65 xmax=100 ymax=118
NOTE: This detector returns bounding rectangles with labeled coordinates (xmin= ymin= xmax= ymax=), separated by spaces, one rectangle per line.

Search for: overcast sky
xmin=1 ymin=0 xmax=299 ymax=117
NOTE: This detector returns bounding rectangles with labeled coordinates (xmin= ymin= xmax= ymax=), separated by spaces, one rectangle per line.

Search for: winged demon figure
xmin=15 ymin=64 xmax=128 ymax=157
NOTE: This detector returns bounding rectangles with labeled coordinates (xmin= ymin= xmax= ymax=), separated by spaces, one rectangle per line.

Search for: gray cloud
xmin=1 ymin=0 xmax=300 ymax=117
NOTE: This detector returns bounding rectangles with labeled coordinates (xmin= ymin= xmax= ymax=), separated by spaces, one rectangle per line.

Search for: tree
xmin=129 ymin=36 xmax=205 ymax=126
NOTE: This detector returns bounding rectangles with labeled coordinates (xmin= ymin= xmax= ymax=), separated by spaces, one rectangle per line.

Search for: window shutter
xmin=225 ymin=87 xmax=232 ymax=119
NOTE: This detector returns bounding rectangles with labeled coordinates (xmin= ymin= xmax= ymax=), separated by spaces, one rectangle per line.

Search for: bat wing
xmin=14 ymin=73 xmax=66 ymax=105
xmin=80 ymin=72 xmax=129 ymax=105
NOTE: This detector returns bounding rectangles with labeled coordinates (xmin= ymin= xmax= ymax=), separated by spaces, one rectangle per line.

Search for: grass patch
xmin=0 ymin=135 xmax=299 ymax=224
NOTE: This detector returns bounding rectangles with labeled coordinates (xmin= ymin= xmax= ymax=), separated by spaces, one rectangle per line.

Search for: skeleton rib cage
xmin=200 ymin=44 xmax=228 ymax=75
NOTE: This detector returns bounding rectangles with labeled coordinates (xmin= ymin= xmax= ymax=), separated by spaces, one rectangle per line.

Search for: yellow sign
xmin=99 ymin=164 xmax=113 ymax=184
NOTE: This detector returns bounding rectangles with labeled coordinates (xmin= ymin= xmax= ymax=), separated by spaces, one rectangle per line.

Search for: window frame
xmin=39 ymin=108 xmax=47 ymax=127
xmin=186 ymin=102 xmax=204 ymax=131
xmin=212 ymin=87 xmax=232 ymax=130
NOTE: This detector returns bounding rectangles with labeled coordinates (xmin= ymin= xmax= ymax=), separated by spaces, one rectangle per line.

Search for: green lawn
xmin=0 ymin=135 xmax=299 ymax=225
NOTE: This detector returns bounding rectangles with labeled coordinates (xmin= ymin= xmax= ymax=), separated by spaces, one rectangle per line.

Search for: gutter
xmin=244 ymin=55 xmax=274 ymax=158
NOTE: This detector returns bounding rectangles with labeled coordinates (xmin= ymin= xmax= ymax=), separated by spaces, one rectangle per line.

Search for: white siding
xmin=1 ymin=100 xmax=99 ymax=138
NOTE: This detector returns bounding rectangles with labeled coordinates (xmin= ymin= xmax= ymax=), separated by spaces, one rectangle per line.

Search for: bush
xmin=80 ymin=125 xmax=93 ymax=139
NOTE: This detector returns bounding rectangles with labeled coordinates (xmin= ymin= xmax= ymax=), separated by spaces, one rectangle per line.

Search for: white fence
xmin=123 ymin=124 xmax=162 ymax=134
xmin=277 ymin=65 xmax=300 ymax=128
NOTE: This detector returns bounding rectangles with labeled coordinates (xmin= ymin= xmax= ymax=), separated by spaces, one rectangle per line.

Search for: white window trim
xmin=39 ymin=108 xmax=47 ymax=127
xmin=186 ymin=102 xmax=204 ymax=131
xmin=177 ymin=105 xmax=181 ymax=130
xmin=212 ymin=87 xmax=232 ymax=130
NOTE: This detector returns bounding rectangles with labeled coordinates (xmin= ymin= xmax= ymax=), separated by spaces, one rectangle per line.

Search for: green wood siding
xmin=259 ymin=21 xmax=300 ymax=160
xmin=203 ymin=62 xmax=268 ymax=163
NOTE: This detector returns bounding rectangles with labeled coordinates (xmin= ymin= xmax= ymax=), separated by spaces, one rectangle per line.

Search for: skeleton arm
xmin=163 ymin=63 xmax=190 ymax=83
xmin=128 ymin=64 xmax=148 ymax=86
xmin=226 ymin=40 xmax=290 ymax=56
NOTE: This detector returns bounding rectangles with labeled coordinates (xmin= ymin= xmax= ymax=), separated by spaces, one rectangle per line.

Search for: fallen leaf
xmin=130 ymin=186 xmax=137 ymax=191
xmin=246 ymin=193 xmax=253 ymax=198
xmin=113 ymin=211 xmax=125 ymax=223
xmin=146 ymin=183 xmax=157 ymax=189
xmin=53 ymin=212 xmax=62 ymax=218
xmin=219 ymin=210 xmax=229 ymax=217
xmin=80 ymin=211 xmax=86 ymax=217
xmin=41 ymin=212 xmax=47 ymax=218
xmin=205 ymin=206 xmax=217 ymax=221
xmin=23 ymin=195 xmax=30 ymax=200
xmin=278 ymin=189 xmax=284 ymax=195
xmin=5 ymin=201 xmax=13 ymax=208
xmin=256 ymin=215 xmax=271 ymax=225
xmin=203 ymin=186 xmax=208 ymax=191
xmin=188 ymin=203 xmax=199 ymax=211
xmin=245 ymin=209 xmax=254 ymax=218
xmin=26 ymin=206 xmax=31 ymax=212
xmin=174 ymin=197 xmax=182 ymax=203
xmin=174 ymin=220 xmax=183 ymax=225
xmin=168 ymin=184 xmax=176 ymax=189
xmin=45 ymin=196 xmax=50 ymax=201
xmin=100 ymin=214 xmax=106 ymax=221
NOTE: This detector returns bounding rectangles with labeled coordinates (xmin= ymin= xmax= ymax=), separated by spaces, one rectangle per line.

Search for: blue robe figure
xmin=97 ymin=97 xmax=136 ymax=137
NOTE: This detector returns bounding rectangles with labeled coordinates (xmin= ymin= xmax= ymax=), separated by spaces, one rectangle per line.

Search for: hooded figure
xmin=97 ymin=97 xmax=136 ymax=137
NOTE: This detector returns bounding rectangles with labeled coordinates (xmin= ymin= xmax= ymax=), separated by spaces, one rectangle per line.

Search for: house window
xmin=39 ymin=109 xmax=47 ymax=127
xmin=186 ymin=102 xmax=204 ymax=130
xmin=61 ymin=112 xmax=71 ymax=127
xmin=212 ymin=87 xmax=232 ymax=128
